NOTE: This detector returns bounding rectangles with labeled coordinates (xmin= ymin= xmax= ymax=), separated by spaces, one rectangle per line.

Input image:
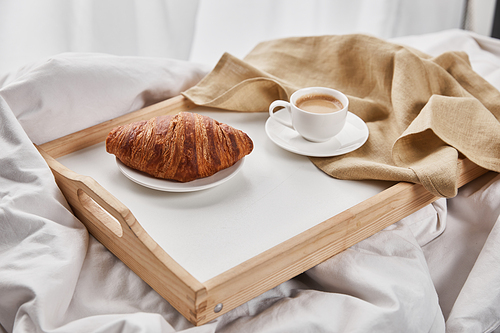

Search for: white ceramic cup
xmin=268 ymin=87 xmax=349 ymax=142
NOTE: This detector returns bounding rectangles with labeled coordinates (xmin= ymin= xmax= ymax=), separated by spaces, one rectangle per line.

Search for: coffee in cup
xmin=268 ymin=87 xmax=349 ymax=142
xmin=296 ymin=94 xmax=344 ymax=114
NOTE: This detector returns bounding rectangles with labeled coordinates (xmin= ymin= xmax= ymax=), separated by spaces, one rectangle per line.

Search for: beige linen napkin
xmin=183 ymin=34 xmax=500 ymax=197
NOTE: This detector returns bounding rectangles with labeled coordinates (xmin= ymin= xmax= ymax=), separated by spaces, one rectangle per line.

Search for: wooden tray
xmin=36 ymin=95 xmax=488 ymax=326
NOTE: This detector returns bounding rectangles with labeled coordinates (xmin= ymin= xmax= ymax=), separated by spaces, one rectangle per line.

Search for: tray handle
xmin=36 ymin=144 xmax=132 ymax=239
xmin=36 ymin=145 xmax=207 ymax=323
xmin=76 ymin=182 xmax=124 ymax=238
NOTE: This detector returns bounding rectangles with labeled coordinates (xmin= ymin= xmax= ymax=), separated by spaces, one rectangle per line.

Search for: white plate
xmin=116 ymin=157 xmax=245 ymax=192
xmin=265 ymin=110 xmax=369 ymax=157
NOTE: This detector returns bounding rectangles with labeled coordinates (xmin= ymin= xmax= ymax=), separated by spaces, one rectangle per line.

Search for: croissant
xmin=106 ymin=112 xmax=253 ymax=182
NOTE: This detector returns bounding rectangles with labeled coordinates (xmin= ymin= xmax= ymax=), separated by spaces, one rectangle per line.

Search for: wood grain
xmin=40 ymin=95 xmax=196 ymax=158
xmin=36 ymin=146 xmax=208 ymax=323
xmin=36 ymin=94 xmax=490 ymax=326
xmin=195 ymin=158 xmax=488 ymax=324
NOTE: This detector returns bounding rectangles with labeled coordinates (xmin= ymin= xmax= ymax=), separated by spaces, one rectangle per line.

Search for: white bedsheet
xmin=1 ymin=29 xmax=500 ymax=333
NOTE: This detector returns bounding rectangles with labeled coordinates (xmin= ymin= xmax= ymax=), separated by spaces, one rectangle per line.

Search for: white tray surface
xmin=57 ymin=108 xmax=391 ymax=282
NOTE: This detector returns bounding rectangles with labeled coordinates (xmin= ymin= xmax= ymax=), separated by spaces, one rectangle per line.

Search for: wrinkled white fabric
xmin=437 ymin=173 xmax=500 ymax=332
xmin=0 ymin=29 xmax=499 ymax=333
xmin=216 ymin=224 xmax=445 ymax=333
xmin=0 ymin=53 xmax=209 ymax=144
xmin=0 ymin=95 xmax=88 ymax=332
xmin=0 ymin=55 xmax=209 ymax=333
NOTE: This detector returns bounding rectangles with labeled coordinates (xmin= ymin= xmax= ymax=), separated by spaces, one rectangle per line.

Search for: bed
xmin=1 ymin=27 xmax=500 ymax=333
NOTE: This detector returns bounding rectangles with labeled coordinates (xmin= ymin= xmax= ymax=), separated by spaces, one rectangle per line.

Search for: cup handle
xmin=269 ymin=100 xmax=293 ymax=128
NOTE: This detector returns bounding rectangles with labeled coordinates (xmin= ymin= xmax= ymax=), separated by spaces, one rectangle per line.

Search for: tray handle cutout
xmin=77 ymin=188 xmax=123 ymax=237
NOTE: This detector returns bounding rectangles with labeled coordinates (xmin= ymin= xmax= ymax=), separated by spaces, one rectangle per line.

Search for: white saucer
xmin=116 ymin=157 xmax=245 ymax=192
xmin=265 ymin=110 xmax=369 ymax=157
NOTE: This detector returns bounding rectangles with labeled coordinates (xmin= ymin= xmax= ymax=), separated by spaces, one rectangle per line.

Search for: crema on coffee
xmin=296 ymin=94 xmax=343 ymax=114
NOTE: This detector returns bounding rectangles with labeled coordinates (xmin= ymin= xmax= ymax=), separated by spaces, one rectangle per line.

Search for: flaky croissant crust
xmin=106 ymin=112 xmax=253 ymax=182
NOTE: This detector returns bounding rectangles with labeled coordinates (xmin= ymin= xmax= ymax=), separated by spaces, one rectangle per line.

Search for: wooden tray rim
xmin=37 ymin=95 xmax=488 ymax=326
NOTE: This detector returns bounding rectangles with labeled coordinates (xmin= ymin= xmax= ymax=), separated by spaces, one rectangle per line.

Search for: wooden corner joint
xmin=187 ymin=288 xmax=209 ymax=325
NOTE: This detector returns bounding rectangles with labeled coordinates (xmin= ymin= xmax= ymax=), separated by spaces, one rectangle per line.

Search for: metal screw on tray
xmin=214 ymin=303 xmax=223 ymax=313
